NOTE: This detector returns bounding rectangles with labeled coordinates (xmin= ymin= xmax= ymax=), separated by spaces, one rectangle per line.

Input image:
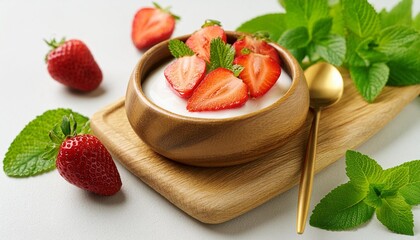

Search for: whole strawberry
xmin=131 ymin=2 xmax=179 ymax=50
xmin=45 ymin=38 xmax=102 ymax=92
xmin=46 ymin=115 xmax=121 ymax=196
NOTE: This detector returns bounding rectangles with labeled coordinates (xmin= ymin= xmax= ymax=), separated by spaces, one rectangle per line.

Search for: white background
xmin=1 ymin=0 xmax=419 ymax=239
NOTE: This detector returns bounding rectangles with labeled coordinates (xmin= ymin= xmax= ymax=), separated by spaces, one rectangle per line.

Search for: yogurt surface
xmin=142 ymin=61 xmax=292 ymax=119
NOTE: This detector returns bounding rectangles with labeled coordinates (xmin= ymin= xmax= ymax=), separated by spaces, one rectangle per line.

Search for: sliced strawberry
xmin=164 ymin=55 xmax=206 ymax=98
xmin=233 ymin=35 xmax=281 ymax=64
xmin=186 ymin=21 xmax=227 ymax=62
xmin=234 ymin=53 xmax=281 ymax=98
xmin=131 ymin=5 xmax=177 ymax=50
xmin=187 ymin=68 xmax=248 ymax=112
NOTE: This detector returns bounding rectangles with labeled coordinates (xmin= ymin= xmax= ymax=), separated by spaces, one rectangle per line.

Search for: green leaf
xmin=414 ymin=13 xmax=420 ymax=30
xmin=383 ymin=167 xmax=409 ymax=194
xmin=168 ymin=39 xmax=194 ymax=58
xmin=376 ymin=25 xmax=419 ymax=56
xmin=345 ymin=150 xmax=384 ymax=191
xmin=342 ymin=0 xmax=380 ymax=38
xmin=208 ymin=38 xmax=236 ymax=73
xmin=3 ymin=109 xmax=89 ymax=177
xmin=387 ymin=42 xmax=420 ymax=86
xmin=345 ymin=33 xmax=368 ymax=67
xmin=379 ymin=0 xmax=412 ymax=28
xmin=283 ymin=0 xmax=329 ymax=29
xmin=236 ymin=13 xmax=287 ymax=42
xmin=278 ymin=27 xmax=310 ymax=49
xmin=329 ymin=2 xmax=345 ymax=35
xmin=376 ymin=194 xmax=414 ymax=236
xmin=310 ymin=182 xmax=374 ymax=230
xmin=364 ymin=184 xmax=384 ymax=208
xmin=356 ymin=37 xmax=388 ymax=64
xmin=289 ymin=48 xmax=307 ymax=63
xmin=393 ymin=160 xmax=420 ymax=205
xmin=349 ymin=63 xmax=389 ymax=102
xmin=312 ymin=17 xmax=333 ymax=40
xmin=311 ymin=34 xmax=345 ymax=66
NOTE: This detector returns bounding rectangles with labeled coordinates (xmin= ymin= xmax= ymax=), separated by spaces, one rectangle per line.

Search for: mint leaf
xmin=310 ymin=34 xmax=345 ymax=66
xmin=236 ymin=13 xmax=287 ymax=42
xmin=345 ymin=33 xmax=368 ymax=67
xmin=3 ymin=109 xmax=89 ymax=177
xmin=376 ymin=194 xmax=414 ymax=236
xmin=345 ymin=150 xmax=384 ymax=191
xmin=278 ymin=27 xmax=310 ymax=49
xmin=349 ymin=63 xmax=389 ymax=102
xmin=393 ymin=160 xmax=420 ymax=205
xmin=208 ymin=38 xmax=242 ymax=75
xmin=168 ymin=39 xmax=194 ymax=58
xmin=364 ymin=184 xmax=384 ymax=208
xmin=387 ymin=42 xmax=420 ymax=86
xmin=329 ymin=2 xmax=345 ymax=35
xmin=342 ymin=0 xmax=380 ymax=38
xmin=376 ymin=25 xmax=419 ymax=56
xmin=356 ymin=37 xmax=388 ymax=64
xmin=379 ymin=0 xmax=412 ymax=28
xmin=310 ymin=182 xmax=374 ymax=230
xmin=311 ymin=17 xmax=333 ymax=40
xmin=414 ymin=13 xmax=420 ymax=30
xmin=283 ymin=0 xmax=329 ymax=29
xmin=383 ymin=167 xmax=409 ymax=194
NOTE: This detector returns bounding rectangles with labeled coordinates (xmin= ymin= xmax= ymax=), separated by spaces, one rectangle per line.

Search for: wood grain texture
xmin=91 ymin=73 xmax=420 ymax=224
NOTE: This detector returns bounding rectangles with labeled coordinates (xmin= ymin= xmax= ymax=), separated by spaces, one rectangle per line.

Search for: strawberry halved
xmin=164 ymin=55 xmax=207 ymax=98
xmin=233 ymin=35 xmax=281 ymax=64
xmin=187 ymin=68 xmax=248 ymax=112
xmin=131 ymin=7 xmax=176 ymax=50
xmin=186 ymin=25 xmax=227 ymax=62
xmin=234 ymin=53 xmax=281 ymax=98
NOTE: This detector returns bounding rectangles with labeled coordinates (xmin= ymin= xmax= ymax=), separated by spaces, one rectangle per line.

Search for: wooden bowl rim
xmin=132 ymin=31 xmax=305 ymax=124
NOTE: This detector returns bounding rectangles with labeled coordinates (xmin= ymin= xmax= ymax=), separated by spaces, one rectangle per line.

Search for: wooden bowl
xmin=125 ymin=31 xmax=309 ymax=167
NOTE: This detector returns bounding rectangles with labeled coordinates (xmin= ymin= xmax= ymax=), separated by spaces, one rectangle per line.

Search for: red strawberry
xmin=57 ymin=135 xmax=122 ymax=196
xmin=131 ymin=3 xmax=178 ymax=50
xmin=233 ymin=35 xmax=281 ymax=64
xmin=187 ymin=68 xmax=248 ymax=111
xmin=234 ymin=52 xmax=281 ymax=98
xmin=186 ymin=20 xmax=227 ymax=62
xmin=164 ymin=55 xmax=206 ymax=98
xmin=45 ymin=38 xmax=102 ymax=92
xmin=50 ymin=115 xmax=122 ymax=196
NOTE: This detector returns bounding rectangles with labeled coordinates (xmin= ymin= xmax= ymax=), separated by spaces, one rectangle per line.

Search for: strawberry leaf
xmin=3 ymin=109 xmax=89 ymax=177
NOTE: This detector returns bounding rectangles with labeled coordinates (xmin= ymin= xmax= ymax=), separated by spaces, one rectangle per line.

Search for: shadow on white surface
xmin=83 ymin=188 xmax=127 ymax=206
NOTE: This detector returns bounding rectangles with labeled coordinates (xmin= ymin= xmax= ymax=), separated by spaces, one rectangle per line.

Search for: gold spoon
xmin=296 ymin=62 xmax=344 ymax=234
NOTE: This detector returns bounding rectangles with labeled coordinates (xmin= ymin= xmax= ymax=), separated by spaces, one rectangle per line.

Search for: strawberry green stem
xmin=44 ymin=37 xmax=66 ymax=62
xmin=201 ymin=19 xmax=222 ymax=28
xmin=152 ymin=2 xmax=180 ymax=20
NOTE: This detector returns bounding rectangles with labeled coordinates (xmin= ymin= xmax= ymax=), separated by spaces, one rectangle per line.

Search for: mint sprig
xmin=168 ymin=39 xmax=195 ymax=58
xmin=208 ymin=38 xmax=243 ymax=76
xmin=237 ymin=0 xmax=420 ymax=103
xmin=310 ymin=150 xmax=420 ymax=235
xmin=3 ymin=109 xmax=89 ymax=177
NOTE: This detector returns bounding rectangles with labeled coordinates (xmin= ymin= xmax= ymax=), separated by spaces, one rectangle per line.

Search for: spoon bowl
xmin=296 ymin=62 xmax=344 ymax=234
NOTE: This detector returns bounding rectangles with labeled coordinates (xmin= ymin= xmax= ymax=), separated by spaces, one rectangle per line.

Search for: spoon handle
xmin=297 ymin=109 xmax=321 ymax=234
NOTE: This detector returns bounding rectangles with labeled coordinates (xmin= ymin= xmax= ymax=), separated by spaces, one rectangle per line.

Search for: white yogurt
xmin=142 ymin=61 xmax=292 ymax=119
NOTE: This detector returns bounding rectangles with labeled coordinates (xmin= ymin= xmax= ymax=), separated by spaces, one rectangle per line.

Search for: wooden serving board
xmin=91 ymin=71 xmax=420 ymax=224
